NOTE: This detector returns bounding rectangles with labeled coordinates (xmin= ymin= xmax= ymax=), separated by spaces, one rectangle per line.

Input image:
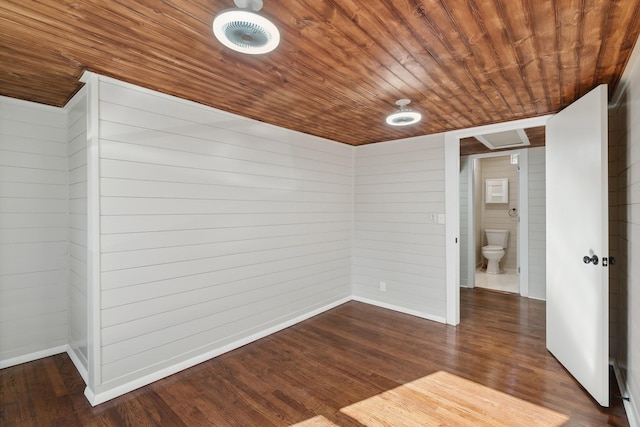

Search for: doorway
xmin=460 ymin=151 xmax=525 ymax=295
xmin=444 ymin=115 xmax=550 ymax=325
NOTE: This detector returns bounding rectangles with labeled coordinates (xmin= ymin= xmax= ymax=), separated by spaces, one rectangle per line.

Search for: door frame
xmin=462 ymin=149 xmax=528 ymax=295
xmin=445 ymin=115 xmax=551 ymax=325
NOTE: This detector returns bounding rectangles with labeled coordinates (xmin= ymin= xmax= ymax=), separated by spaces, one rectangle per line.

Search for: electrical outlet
xmin=380 ymin=281 xmax=386 ymax=292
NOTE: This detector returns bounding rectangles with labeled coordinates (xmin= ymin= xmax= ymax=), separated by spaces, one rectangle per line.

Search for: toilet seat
xmin=482 ymin=245 xmax=502 ymax=251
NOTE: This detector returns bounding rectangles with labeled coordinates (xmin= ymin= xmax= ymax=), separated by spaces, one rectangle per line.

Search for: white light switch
xmin=437 ymin=214 xmax=445 ymax=224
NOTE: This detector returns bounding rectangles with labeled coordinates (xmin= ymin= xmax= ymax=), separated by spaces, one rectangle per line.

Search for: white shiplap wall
xmin=609 ymin=107 xmax=621 ymax=367
xmin=67 ymin=87 xmax=89 ymax=375
xmin=527 ymin=147 xmax=546 ymax=300
xmin=353 ymin=134 xmax=446 ymax=321
xmin=93 ymin=77 xmax=353 ymax=391
xmin=0 ymin=96 xmax=69 ymax=364
xmin=611 ymin=44 xmax=640 ymax=425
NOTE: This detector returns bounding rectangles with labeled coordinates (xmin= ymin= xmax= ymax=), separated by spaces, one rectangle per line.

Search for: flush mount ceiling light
xmin=213 ymin=0 xmax=280 ymax=55
xmin=385 ymin=99 xmax=422 ymax=126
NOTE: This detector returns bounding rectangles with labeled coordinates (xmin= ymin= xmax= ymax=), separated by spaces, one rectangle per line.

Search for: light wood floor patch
xmin=338 ymin=371 xmax=568 ymax=426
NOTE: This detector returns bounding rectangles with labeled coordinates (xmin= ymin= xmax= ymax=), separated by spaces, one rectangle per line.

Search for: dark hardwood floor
xmin=1 ymin=288 xmax=629 ymax=426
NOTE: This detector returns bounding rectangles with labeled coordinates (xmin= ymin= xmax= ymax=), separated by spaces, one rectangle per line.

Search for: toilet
xmin=482 ymin=229 xmax=509 ymax=274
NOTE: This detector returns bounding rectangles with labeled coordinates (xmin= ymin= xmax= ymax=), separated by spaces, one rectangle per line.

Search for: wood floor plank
xmin=0 ymin=289 xmax=630 ymax=426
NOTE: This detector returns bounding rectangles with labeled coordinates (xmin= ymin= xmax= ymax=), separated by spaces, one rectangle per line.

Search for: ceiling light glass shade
xmin=385 ymin=99 xmax=422 ymax=126
xmin=213 ymin=9 xmax=280 ymax=54
xmin=385 ymin=110 xmax=422 ymax=126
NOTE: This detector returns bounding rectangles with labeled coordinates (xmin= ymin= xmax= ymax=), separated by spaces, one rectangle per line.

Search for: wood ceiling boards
xmin=1 ymin=1 xmax=639 ymax=146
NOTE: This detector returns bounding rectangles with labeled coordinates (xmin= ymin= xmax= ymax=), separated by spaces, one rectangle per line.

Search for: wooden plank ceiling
xmin=1 ymin=0 xmax=639 ymax=146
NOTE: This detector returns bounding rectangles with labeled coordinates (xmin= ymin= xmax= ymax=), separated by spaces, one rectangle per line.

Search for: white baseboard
xmin=3 ymin=296 xmax=448 ymax=407
xmin=0 ymin=345 xmax=67 ymax=369
xmin=85 ymin=296 xmax=352 ymax=406
xmin=612 ymin=359 xmax=639 ymax=427
xmin=66 ymin=346 xmax=88 ymax=384
xmin=628 ymin=394 xmax=640 ymax=427
xmin=352 ymin=296 xmax=447 ymax=324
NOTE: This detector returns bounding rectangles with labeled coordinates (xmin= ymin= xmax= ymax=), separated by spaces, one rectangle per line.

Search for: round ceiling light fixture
xmin=385 ymin=99 xmax=422 ymax=126
xmin=213 ymin=0 xmax=280 ymax=55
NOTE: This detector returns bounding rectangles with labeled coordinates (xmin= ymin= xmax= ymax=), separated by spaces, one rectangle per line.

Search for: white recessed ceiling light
xmin=386 ymin=99 xmax=422 ymax=126
xmin=213 ymin=0 xmax=280 ymax=55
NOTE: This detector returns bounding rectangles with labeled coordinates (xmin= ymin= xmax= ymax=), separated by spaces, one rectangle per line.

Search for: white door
xmin=546 ymin=84 xmax=609 ymax=407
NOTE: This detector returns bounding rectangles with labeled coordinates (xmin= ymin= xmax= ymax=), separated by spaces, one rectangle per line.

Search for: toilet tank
xmin=485 ymin=229 xmax=509 ymax=248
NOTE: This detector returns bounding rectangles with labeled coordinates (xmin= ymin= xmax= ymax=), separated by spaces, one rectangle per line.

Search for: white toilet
xmin=482 ymin=229 xmax=509 ymax=274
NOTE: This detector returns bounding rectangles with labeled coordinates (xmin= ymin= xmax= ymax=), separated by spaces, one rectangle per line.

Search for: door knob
xmin=583 ymin=255 xmax=599 ymax=265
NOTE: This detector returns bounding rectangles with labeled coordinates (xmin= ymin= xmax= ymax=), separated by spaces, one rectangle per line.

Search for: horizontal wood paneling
xmin=101 ymin=213 xmax=349 ymax=235
xmin=101 ymin=222 xmax=350 ymax=253
xmin=94 ymin=78 xmax=353 ymax=386
xmin=101 ymin=266 xmax=349 ymax=352
xmin=97 ymin=80 xmax=352 ymax=164
xmin=100 ymin=140 xmax=348 ymax=185
xmin=609 ymin=109 xmax=621 ymax=361
xmin=101 ymin=232 xmax=348 ymax=272
xmin=611 ymin=48 xmax=640 ymax=421
xmin=0 ymin=96 xmax=68 ymax=362
xmin=66 ymin=87 xmax=88 ymax=371
xmin=100 ymin=178 xmax=350 ymax=203
xmin=353 ymin=135 xmax=446 ymax=318
xmin=99 ymin=159 xmax=349 ymax=194
xmin=99 ymin=121 xmax=353 ymax=174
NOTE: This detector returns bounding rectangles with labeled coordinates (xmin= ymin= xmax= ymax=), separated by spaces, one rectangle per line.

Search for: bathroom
xmin=460 ymin=152 xmax=521 ymax=294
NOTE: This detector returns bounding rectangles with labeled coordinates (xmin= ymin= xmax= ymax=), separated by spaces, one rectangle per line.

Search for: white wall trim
xmin=518 ymin=149 xmax=530 ymax=297
xmin=82 ymin=294 xmax=450 ymax=406
xmin=84 ymin=386 xmax=97 ymax=406
xmin=0 ymin=346 xmax=68 ymax=369
xmin=66 ymin=346 xmax=88 ymax=384
xmin=467 ymin=149 xmax=530 ymax=296
xmin=627 ymin=390 xmax=640 ymax=427
xmin=447 ymin=115 xmax=553 ymax=140
xmin=613 ymin=360 xmax=639 ymax=427
xmin=64 ymin=87 xmax=72 ymax=383
xmin=84 ymin=296 xmax=352 ymax=406
xmin=80 ymin=71 xmax=102 ymax=391
xmin=444 ymin=134 xmax=460 ymax=325
xmin=353 ymin=296 xmax=447 ymax=324
xmin=464 ymin=157 xmax=475 ymax=288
